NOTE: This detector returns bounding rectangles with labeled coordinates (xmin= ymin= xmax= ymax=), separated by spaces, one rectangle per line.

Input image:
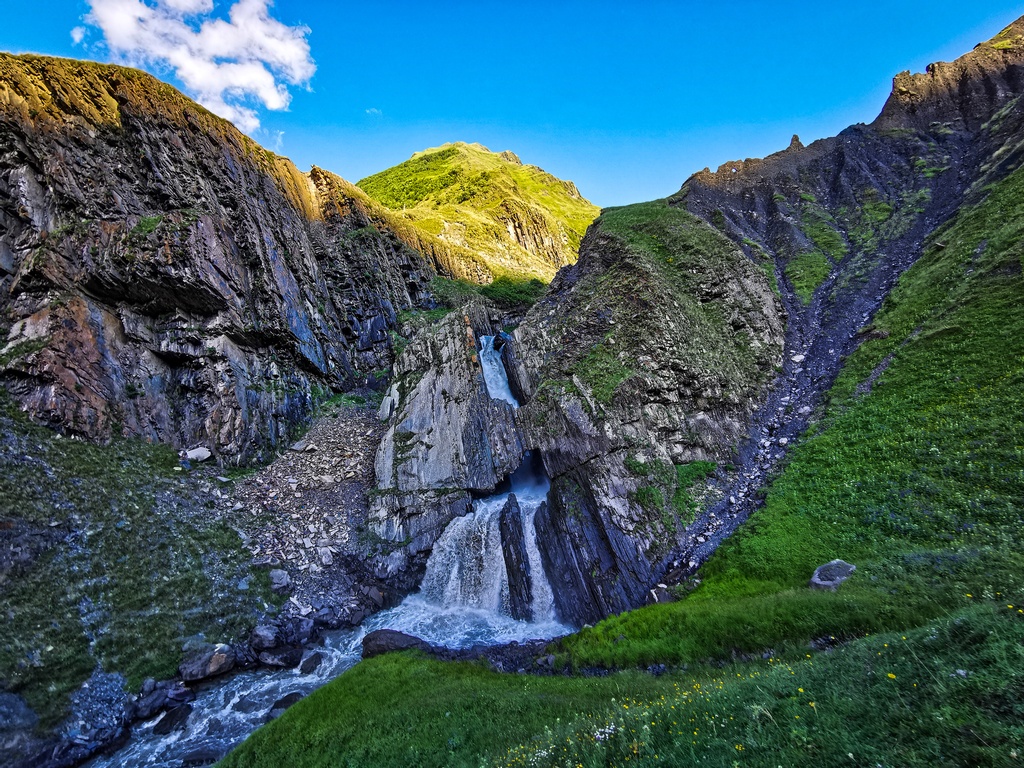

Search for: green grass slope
xmin=219 ymin=133 xmax=1024 ymax=768
xmin=0 ymin=397 xmax=277 ymax=728
xmin=357 ymin=142 xmax=599 ymax=282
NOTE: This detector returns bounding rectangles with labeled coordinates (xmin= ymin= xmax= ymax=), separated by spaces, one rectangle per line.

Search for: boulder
xmin=266 ymin=692 xmax=304 ymax=721
xmin=248 ymin=624 xmax=281 ymax=652
xmin=184 ymin=447 xmax=212 ymax=462
xmin=361 ymin=629 xmax=432 ymax=659
xmin=809 ymin=559 xmax=857 ymax=591
xmin=178 ymin=643 xmax=236 ymax=682
xmin=257 ymin=647 xmax=303 ymax=668
xmin=268 ymin=569 xmax=291 ymax=594
xmin=299 ymin=651 xmax=324 ymax=675
xmin=152 ymin=704 xmax=192 ymax=736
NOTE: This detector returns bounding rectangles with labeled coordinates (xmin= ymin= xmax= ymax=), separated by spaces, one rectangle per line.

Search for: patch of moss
xmin=785 ymin=251 xmax=832 ymax=303
xmin=572 ymin=341 xmax=633 ymax=404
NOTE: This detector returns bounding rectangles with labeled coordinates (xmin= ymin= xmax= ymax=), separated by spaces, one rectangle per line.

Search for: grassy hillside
xmin=218 ymin=133 xmax=1024 ymax=768
xmin=0 ymin=397 xmax=277 ymax=728
xmin=357 ymin=143 xmax=599 ymax=282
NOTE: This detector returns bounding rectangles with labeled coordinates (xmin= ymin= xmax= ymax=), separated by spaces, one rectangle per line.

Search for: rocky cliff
xmin=0 ymin=54 xmax=445 ymax=462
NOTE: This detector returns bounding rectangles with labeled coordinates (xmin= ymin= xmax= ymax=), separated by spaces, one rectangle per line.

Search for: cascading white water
xmin=88 ymin=334 xmax=568 ymax=767
xmin=414 ymin=334 xmax=561 ymax=624
xmin=480 ymin=334 xmax=520 ymax=406
xmin=419 ymin=498 xmax=511 ymax=612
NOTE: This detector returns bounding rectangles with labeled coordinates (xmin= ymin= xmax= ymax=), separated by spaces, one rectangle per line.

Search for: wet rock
xmin=299 ymin=651 xmax=324 ymax=675
xmin=180 ymin=745 xmax=226 ymax=766
xmin=498 ymin=494 xmax=533 ymax=621
xmin=266 ymin=692 xmax=304 ymax=721
xmin=361 ymin=629 xmax=432 ymax=659
xmin=257 ymin=647 xmax=303 ymax=668
xmin=809 ymin=559 xmax=857 ymax=591
xmin=178 ymin=644 xmax=236 ymax=682
xmin=152 ymin=704 xmax=193 ymax=736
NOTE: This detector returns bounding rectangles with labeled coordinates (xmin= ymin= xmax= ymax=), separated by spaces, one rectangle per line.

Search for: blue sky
xmin=3 ymin=2 xmax=1023 ymax=206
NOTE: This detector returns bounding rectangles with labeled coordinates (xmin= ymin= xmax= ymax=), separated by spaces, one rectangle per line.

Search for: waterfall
xmin=414 ymin=335 xmax=560 ymax=623
xmin=480 ymin=334 xmax=520 ymax=406
xmin=88 ymin=334 xmax=568 ymax=767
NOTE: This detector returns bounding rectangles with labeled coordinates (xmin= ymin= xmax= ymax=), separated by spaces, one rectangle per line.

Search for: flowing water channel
xmin=89 ymin=335 xmax=568 ymax=767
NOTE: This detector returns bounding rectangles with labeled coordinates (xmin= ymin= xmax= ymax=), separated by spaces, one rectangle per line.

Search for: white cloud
xmin=71 ymin=27 xmax=87 ymax=44
xmin=84 ymin=0 xmax=315 ymax=133
xmin=365 ymin=107 xmax=382 ymax=116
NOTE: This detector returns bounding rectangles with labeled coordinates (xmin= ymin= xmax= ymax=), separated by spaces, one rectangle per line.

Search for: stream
xmin=88 ymin=334 xmax=568 ymax=767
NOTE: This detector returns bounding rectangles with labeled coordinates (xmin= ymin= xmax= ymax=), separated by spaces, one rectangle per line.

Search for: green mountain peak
xmin=357 ymin=142 xmax=598 ymax=283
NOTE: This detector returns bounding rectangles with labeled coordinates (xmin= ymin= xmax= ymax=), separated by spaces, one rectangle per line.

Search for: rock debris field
xmin=227 ymin=402 xmax=391 ymax=625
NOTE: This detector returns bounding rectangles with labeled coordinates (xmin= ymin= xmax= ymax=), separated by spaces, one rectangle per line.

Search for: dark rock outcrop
xmin=874 ymin=17 xmax=1024 ymax=132
xmin=498 ymin=494 xmax=533 ymax=621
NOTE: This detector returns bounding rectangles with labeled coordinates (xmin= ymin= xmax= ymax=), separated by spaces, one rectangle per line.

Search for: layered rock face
xmin=509 ymin=206 xmax=785 ymax=624
xmin=874 ymin=17 xmax=1024 ymax=131
xmin=0 ymin=54 xmax=436 ymax=461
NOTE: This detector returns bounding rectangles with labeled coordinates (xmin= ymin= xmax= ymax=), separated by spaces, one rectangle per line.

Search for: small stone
xmin=790 ymin=354 xmax=806 ymax=364
xmin=778 ymin=437 xmax=789 ymax=446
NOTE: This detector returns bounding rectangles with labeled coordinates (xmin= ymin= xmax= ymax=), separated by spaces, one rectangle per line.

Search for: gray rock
xmin=299 ymin=651 xmax=323 ymax=675
xmin=257 ymin=647 xmax=304 ymax=668
xmin=249 ymin=624 xmax=280 ymax=652
xmin=809 ymin=559 xmax=857 ymax=591
xmin=185 ymin=447 xmax=212 ymax=462
xmin=266 ymin=692 xmax=304 ymax=721
xmin=268 ymin=569 xmax=291 ymax=594
xmin=152 ymin=704 xmax=192 ymax=736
